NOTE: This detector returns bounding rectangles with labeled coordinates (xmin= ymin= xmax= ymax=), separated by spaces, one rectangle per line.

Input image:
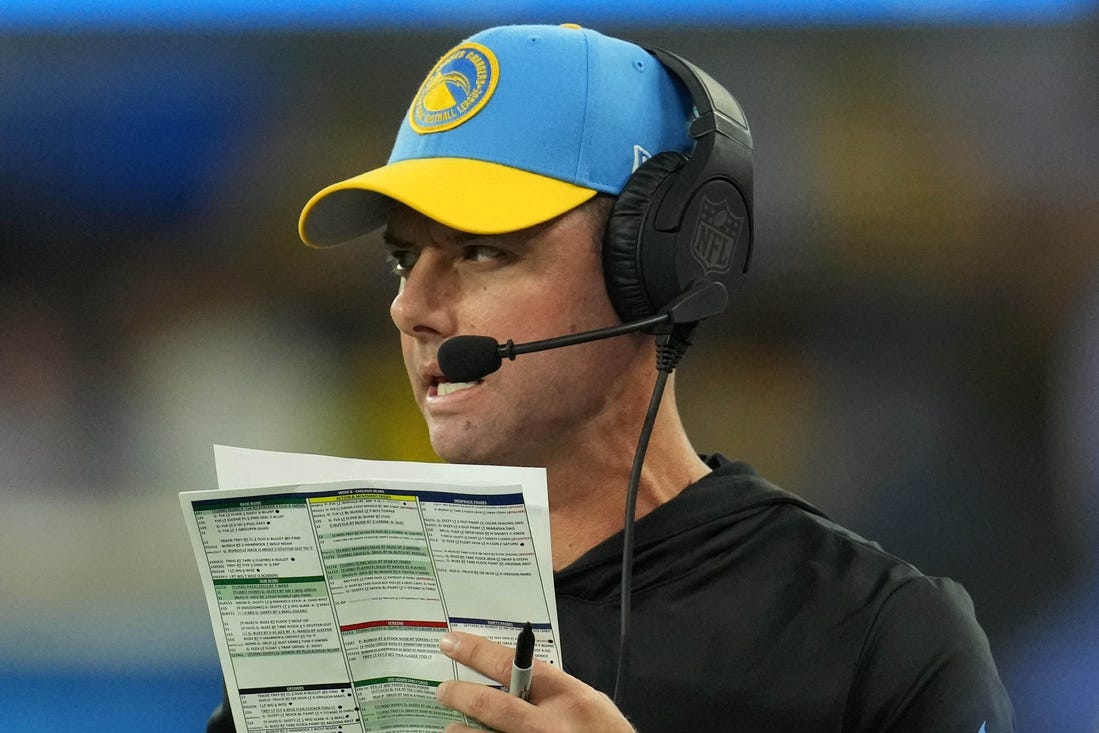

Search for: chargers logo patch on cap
xmin=409 ymin=42 xmax=499 ymax=134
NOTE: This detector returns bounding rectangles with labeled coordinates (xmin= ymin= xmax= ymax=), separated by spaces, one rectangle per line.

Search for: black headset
xmin=603 ymin=46 xmax=754 ymax=324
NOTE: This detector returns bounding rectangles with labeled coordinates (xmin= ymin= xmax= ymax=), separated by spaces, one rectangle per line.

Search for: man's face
xmin=385 ymin=204 xmax=652 ymax=467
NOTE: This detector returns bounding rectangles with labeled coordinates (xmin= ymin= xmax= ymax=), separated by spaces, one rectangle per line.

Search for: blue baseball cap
xmin=298 ymin=23 xmax=694 ymax=246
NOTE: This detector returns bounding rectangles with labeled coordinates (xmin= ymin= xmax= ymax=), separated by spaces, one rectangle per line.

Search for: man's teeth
xmin=437 ymin=381 xmax=477 ymax=396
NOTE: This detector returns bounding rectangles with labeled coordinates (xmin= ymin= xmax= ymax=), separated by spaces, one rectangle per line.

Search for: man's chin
xmin=428 ymin=431 xmax=487 ymax=466
xmin=429 ymin=433 xmax=521 ymax=467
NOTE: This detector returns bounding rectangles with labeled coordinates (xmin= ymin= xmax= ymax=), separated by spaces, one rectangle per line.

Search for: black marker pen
xmin=509 ymin=622 xmax=534 ymax=700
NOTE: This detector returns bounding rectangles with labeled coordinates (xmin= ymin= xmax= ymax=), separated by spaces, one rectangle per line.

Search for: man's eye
xmin=386 ymin=249 xmax=419 ymax=277
xmin=463 ymin=244 xmax=504 ymax=262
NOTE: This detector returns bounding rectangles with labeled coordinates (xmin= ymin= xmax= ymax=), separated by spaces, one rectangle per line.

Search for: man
xmin=208 ymin=23 xmax=1014 ymax=732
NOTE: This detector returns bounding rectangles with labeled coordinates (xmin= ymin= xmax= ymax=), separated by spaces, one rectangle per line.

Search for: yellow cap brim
xmin=298 ymin=157 xmax=598 ymax=247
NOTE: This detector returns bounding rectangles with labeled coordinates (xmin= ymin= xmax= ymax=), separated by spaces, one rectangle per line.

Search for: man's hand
xmin=435 ymin=631 xmax=637 ymax=733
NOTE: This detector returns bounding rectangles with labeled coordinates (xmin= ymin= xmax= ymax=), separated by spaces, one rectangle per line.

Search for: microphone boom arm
xmin=502 ymin=278 xmax=729 ymax=360
xmin=498 ymin=313 xmax=671 ymax=361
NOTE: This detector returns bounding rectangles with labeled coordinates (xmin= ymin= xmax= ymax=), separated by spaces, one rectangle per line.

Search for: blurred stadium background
xmin=1 ymin=2 xmax=1097 ymax=730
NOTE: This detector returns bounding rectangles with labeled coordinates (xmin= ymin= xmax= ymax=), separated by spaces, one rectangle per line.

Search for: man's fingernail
xmin=439 ymin=633 xmax=459 ymax=654
xmin=436 ymin=681 xmax=449 ymax=700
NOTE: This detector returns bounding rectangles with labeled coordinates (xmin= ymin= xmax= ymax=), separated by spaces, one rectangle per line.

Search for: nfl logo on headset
xmin=690 ymin=194 xmax=743 ymax=276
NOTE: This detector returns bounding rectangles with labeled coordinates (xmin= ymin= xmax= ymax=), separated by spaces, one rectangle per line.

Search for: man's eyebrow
xmin=381 ymin=231 xmax=415 ymax=250
xmin=381 ymin=228 xmax=480 ymax=250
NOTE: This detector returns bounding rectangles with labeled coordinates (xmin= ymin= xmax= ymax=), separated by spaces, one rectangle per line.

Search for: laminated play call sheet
xmin=180 ymin=446 xmax=560 ymax=732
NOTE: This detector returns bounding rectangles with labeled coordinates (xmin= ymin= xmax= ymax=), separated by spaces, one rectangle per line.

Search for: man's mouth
xmin=434 ymin=379 xmax=479 ymax=396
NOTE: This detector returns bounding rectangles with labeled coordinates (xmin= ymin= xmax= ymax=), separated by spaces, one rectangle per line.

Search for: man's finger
xmin=440 ymin=630 xmax=574 ymax=704
xmin=439 ymin=631 xmax=514 ymax=686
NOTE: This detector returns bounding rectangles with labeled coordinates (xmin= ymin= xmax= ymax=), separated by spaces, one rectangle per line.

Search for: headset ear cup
xmin=603 ymin=151 xmax=688 ymax=322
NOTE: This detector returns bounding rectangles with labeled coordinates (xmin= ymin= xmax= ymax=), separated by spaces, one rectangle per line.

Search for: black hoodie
xmin=554 ymin=455 xmax=1014 ymax=732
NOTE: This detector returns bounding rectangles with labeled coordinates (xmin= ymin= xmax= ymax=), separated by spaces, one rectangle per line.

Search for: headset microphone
xmin=437 ymin=336 xmax=503 ymax=383
xmin=437 ymin=280 xmax=729 ymax=383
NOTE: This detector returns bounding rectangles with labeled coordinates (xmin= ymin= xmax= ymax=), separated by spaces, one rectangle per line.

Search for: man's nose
xmin=389 ymin=249 xmax=457 ymax=339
